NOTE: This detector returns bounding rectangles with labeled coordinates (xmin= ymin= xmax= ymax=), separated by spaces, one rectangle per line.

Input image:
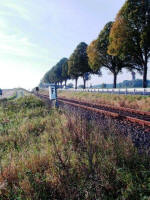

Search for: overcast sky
xmin=0 ymin=0 xmax=149 ymax=89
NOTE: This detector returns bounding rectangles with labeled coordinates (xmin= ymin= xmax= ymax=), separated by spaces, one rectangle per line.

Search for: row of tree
xmin=41 ymin=43 xmax=94 ymax=89
xmin=41 ymin=0 xmax=150 ymax=88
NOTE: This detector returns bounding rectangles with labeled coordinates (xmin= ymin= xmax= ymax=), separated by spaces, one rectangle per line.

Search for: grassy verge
xmin=58 ymin=90 xmax=150 ymax=111
xmin=0 ymin=96 xmax=150 ymax=199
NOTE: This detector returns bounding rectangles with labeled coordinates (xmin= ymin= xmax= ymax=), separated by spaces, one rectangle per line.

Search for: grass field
xmin=0 ymin=95 xmax=150 ymax=199
xmin=58 ymin=90 xmax=150 ymax=112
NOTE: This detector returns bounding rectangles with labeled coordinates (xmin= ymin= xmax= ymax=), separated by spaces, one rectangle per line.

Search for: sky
xmin=0 ymin=0 xmax=149 ymax=89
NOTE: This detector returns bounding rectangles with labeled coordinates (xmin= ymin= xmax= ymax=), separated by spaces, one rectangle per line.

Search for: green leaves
xmin=108 ymin=0 xmax=150 ymax=87
xmin=53 ymin=58 xmax=68 ymax=83
xmin=87 ymin=40 xmax=100 ymax=72
xmin=87 ymin=21 xmax=134 ymax=88
xmin=41 ymin=58 xmax=68 ymax=85
xmin=68 ymin=42 xmax=92 ymax=88
xmin=61 ymin=60 xmax=70 ymax=82
xmin=68 ymin=42 xmax=91 ymax=79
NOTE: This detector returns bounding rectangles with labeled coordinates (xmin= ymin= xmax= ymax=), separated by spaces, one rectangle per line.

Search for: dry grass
xmin=58 ymin=90 xmax=150 ymax=111
xmin=38 ymin=89 xmax=49 ymax=96
xmin=0 ymin=96 xmax=150 ymax=199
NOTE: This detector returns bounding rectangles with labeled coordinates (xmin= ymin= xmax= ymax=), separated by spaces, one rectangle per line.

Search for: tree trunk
xmin=75 ymin=78 xmax=78 ymax=89
xmin=65 ymin=80 xmax=67 ymax=87
xmin=83 ymin=77 xmax=86 ymax=89
xmin=113 ymin=73 xmax=117 ymax=88
xmin=143 ymin=62 xmax=148 ymax=88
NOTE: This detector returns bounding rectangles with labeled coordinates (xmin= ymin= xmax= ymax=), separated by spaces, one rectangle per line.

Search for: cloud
xmin=0 ymin=0 xmax=54 ymax=62
xmin=0 ymin=16 xmax=51 ymax=62
xmin=0 ymin=35 xmax=51 ymax=61
xmin=0 ymin=27 xmax=44 ymax=58
xmin=0 ymin=0 xmax=31 ymax=21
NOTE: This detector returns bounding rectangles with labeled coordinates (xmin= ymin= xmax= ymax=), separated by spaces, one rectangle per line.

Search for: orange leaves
xmin=87 ymin=40 xmax=100 ymax=72
xmin=108 ymin=18 xmax=129 ymax=56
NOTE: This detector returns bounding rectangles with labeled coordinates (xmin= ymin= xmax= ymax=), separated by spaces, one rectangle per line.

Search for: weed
xmin=58 ymin=91 xmax=150 ymax=111
xmin=0 ymin=96 xmax=150 ymax=199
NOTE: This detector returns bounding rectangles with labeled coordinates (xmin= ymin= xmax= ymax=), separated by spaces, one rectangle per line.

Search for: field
xmin=58 ymin=90 xmax=150 ymax=112
xmin=0 ymin=95 xmax=150 ymax=199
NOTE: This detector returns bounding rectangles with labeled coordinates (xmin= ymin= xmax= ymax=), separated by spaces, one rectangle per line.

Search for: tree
xmin=101 ymin=83 xmax=106 ymax=88
xmin=87 ymin=22 xmax=136 ymax=88
xmin=47 ymin=58 xmax=68 ymax=86
xmin=67 ymin=83 xmax=73 ymax=88
xmin=83 ymin=72 xmax=91 ymax=88
xmin=53 ymin=58 xmax=68 ymax=86
xmin=108 ymin=0 xmax=150 ymax=88
xmin=41 ymin=58 xmax=69 ymax=87
xmin=87 ymin=40 xmax=101 ymax=72
xmin=68 ymin=42 xmax=92 ymax=89
xmin=61 ymin=59 xmax=70 ymax=87
xmin=42 ymin=71 xmax=51 ymax=83
xmin=49 ymin=67 xmax=57 ymax=84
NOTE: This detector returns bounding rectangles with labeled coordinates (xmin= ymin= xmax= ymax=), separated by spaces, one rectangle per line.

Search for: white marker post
xmin=49 ymin=84 xmax=58 ymax=108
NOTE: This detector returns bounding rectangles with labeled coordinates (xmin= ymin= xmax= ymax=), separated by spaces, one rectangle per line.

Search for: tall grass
xmin=0 ymin=96 xmax=150 ymax=199
xmin=58 ymin=91 xmax=150 ymax=111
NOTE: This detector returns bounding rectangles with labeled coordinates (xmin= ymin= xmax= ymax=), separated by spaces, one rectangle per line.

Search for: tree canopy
xmin=108 ymin=0 xmax=150 ymax=88
xmin=53 ymin=58 xmax=68 ymax=84
xmin=61 ymin=59 xmax=69 ymax=86
xmin=68 ymin=42 xmax=92 ymax=89
xmin=87 ymin=22 xmax=135 ymax=88
xmin=42 ymin=71 xmax=51 ymax=83
xmin=87 ymin=40 xmax=100 ymax=72
xmin=40 ymin=0 xmax=150 ymax=89
xmin=41 ymin=58 xmax=69 ymax=86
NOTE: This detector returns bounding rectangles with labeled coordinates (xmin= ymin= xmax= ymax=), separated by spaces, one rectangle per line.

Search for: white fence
xmin=59 ymin=88 xmax=150 ymax=95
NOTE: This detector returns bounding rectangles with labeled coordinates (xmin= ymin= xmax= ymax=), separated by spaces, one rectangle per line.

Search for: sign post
xmin=49 ymin=84 xmax=58 ymax=108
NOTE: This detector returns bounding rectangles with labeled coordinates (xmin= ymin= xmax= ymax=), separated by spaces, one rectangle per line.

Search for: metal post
xmin=143 ymin=88 xmax=146 ymax=96
xmin=55 ymin=84 xmax=59 ymax=108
